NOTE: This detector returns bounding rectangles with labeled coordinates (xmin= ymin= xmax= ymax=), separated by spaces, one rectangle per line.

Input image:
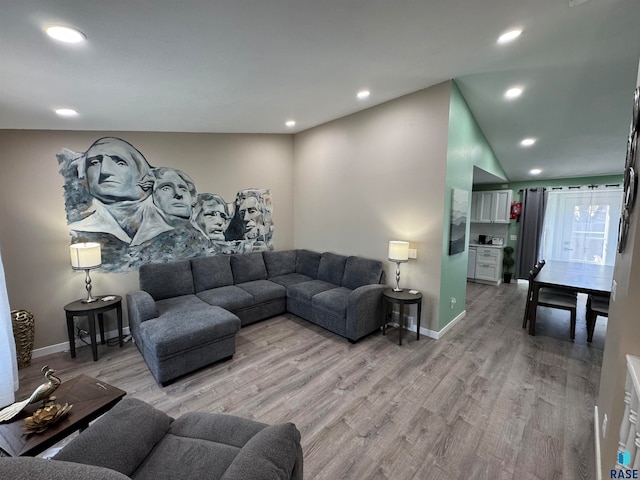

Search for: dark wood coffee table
xmin=0 ymin=374 xmax=126 ymax=457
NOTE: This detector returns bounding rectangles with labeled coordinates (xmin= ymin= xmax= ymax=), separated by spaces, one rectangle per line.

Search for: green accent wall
xmin=439 ymin=82 xmax=507 ymax=329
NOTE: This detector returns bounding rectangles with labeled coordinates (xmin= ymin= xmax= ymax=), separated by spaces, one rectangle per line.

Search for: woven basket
xmin=11 ymin=309 xmax=35 ymax=369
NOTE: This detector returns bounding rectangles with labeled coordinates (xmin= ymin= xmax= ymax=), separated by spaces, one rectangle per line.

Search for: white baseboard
xmin=32 ymin=327 xmax=131 ymax=359
xmin=403 ymin=310 xmax=466 ymax=340
xmin=594 ymin=405 xmax=602 ymax=480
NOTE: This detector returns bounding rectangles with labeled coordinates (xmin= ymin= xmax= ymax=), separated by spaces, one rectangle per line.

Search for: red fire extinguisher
xmin=510 ymin=202 xmax=522 ymax=220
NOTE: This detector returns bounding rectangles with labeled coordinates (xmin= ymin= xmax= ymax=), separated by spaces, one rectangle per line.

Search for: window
xmin=541 ymin=187 xmax=623 ymax=266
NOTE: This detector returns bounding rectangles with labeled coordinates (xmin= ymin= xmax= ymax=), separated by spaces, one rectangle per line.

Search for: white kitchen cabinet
xmin=471 ymin=189 xmax=512 ymax=224
xmin=474 ymin=246 xmax=503 ymax=285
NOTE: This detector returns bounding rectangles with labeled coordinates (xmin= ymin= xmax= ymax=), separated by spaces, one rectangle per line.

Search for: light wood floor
xmin=17 ymin=280 xmax=604 ymax=479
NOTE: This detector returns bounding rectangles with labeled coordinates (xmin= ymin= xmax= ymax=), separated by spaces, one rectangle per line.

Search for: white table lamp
xmin=388 ymin=241 xmax=409 ymax=292
xmin=70 ymin=242 xmax=102 ymax=303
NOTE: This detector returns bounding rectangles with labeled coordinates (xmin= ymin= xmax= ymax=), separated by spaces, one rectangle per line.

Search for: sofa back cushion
xmin=231 ymin=252 xmax=268 ymax=284
xmin=263 ymin=250 xmax=296 ymax=278
xmin=191 ymin=255 xmax=234 ymax=293
xmin=342 ymin=256 xmax=385 ymax=289
xmin=53 ymin=398 xmax=172 ymax=477
xmin=317 ymin=252 xmax=348 ymax=285
xmin=139 ymin=259 xmax=194 ymax=301
xmin=295 ymin=249 xmax=321 ymax=278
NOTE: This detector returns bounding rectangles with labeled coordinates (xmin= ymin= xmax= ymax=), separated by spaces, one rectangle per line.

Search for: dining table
xmin=528 ymin=260 xmax=614 ymax=336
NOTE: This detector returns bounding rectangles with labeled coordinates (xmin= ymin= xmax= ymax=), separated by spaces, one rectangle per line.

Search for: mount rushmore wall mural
xmin=58 ymin=137 xmax=274 ymax=272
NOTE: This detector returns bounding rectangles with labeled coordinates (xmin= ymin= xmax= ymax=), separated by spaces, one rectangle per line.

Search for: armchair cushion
xmin=221 ymin=423 xmax=302 ymax=480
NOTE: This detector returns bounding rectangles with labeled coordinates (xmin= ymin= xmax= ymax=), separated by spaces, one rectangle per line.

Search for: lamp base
xmin=392 ymin=261 xmax=406 ymax=292
xmin=81 ymin=268 xmax=98 ymax=303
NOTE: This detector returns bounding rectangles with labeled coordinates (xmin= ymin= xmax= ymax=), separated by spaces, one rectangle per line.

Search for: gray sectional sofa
xmin=0 ymin=397 xmax=303 ymax=480
xmin=127 ymin=249 xmax=386 ymax=385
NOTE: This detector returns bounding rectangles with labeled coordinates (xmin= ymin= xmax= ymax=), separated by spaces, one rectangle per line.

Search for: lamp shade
xmin=69 ymin=242 xmax=101 ymax=269
xmin=388 ymin=241 xmax=409 ymax=262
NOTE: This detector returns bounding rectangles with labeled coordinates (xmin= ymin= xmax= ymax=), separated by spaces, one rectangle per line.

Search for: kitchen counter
xmin=469 ymin=243 xmax=503 ymax=249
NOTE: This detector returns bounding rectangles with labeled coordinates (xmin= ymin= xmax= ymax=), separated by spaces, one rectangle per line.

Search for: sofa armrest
xmin=345 ymin=284 xmax=387 ymax=341
xmin=126 ymin=290 xmax=159 ymax=337
xmin=53 ymin=398 xmax=172 ymax=477
xmin=221 ymin=423 xmax=303 ymax=480
xmin=0 ymin=458 xmax=130 ymax=480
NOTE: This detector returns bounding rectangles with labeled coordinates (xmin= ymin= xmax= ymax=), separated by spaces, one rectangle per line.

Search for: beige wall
xmin=293 ymin=83 xmax=451 ymax=332
xmin=597 ymin=69 xmax=640 ymax=475
xmin=0 ymin=130 xmax=294 ymax=352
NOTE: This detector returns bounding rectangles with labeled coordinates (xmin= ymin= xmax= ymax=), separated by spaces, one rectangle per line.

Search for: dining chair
xmin=522 ymin=260 xmax=578 ymax=339
xmin=586 ymin=294 xmax=610 ymax=342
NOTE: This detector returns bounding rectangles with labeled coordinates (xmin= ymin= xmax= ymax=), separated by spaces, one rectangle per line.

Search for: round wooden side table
xmin=382 ymin=288 xmax=423 ymax=345
xmin=64 ymin=295 xmax=123 ymax=361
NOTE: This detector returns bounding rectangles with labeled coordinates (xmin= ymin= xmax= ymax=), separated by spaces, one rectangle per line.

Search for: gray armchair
xmin=0 ymin=398 xmax=304 ymax=480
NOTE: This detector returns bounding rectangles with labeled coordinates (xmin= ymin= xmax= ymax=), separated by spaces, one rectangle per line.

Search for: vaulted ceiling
xmin=1 ymin=0 xmax=639 ymax=182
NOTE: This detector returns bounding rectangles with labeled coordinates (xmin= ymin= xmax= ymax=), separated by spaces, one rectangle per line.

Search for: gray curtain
xmin=515 ymin=187 xmax=547 ymax=279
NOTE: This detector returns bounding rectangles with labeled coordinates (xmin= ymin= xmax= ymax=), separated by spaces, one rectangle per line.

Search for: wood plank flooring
xmin=15 ymin=280 xmax=604 ymax=479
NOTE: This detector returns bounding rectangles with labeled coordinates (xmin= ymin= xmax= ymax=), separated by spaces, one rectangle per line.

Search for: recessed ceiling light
xmin=285 ymin=120 xmax=296 ymax=128
xmin=504 ymin=87 xmax=523 ymax=99
xmin=357 ymin=90 xmax=370 ymax=100
xmin=520 ymin=137 xmax=536 ymax=147
xmin=530 ymin=168 xmax=542 ymax=175
xmin=45 ymin=25 xmax=86 ymax=44
xmin=497 ymin=29 xmax=523 ymax=45
xmin=55 ymin=108 xmax=79 ymax=117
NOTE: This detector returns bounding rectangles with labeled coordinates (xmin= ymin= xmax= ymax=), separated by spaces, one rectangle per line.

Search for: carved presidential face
xmin=85 ymin=140 xmax=148 ymax=203
xmin=200 ymin=200 xmax=230 ymax=240
xmin=239 ymin=196 xmax=265 ymax=239
xmin=153 ymin=170 xmax=195 ymax=219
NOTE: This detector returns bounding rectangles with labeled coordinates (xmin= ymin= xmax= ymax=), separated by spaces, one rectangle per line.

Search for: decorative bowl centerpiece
xmin=23 ymin=400 xmax=72 ymax=434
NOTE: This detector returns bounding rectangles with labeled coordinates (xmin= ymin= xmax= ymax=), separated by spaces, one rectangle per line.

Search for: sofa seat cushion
xmin=237 ymin=280 xmax=286 ymax=304
xmin=138 ymin=306 xmax=240 ymax=360
xmin=312 ymin=287 xmax=352 ymax=318
xmin=156 ymin=294 xmax=210 ymax=316
xmin=133 ymin=433 xmax=240 ymax=480
xmin=286 ymin=280 xmax=337 ymax=303
xmin=269 ymin=273 xmax=314 ymax=288
xmin=197 ymin=286 xmax=255 ymax=311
